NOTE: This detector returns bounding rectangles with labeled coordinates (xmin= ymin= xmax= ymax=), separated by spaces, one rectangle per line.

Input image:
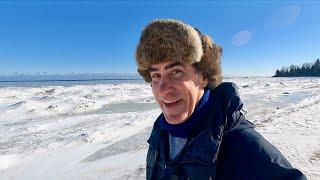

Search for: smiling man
xmin=135 ymin=19 xmax=306 ymax=180
xmin=149 ymin=61 xmax=207 ymax=125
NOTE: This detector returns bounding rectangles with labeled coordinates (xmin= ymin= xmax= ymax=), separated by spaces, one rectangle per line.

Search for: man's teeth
xmin=165 ymin=99 xmax=181 ymax=104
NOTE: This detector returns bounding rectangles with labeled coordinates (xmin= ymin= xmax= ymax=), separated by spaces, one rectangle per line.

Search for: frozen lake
xmin=0 ymin=77 xmax=319 ymax=179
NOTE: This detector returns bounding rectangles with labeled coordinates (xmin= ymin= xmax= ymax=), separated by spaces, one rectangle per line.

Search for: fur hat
xmin=135 ymin=19 xmax=222 ymax=89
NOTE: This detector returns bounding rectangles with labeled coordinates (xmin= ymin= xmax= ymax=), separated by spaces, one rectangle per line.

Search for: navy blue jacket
xmin=146 ymin=82 xmax=306 ymax=180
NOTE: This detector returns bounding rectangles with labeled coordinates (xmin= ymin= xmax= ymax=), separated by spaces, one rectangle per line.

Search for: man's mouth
xmin=163 ymin=99 xmax=182 ymax=107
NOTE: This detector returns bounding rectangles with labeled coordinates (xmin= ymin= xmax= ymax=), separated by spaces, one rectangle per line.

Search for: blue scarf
xmin=160 ymin=89 xmax=211 ymax=138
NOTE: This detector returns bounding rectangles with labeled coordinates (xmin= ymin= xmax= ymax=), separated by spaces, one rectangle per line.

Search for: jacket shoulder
xmin=217 ymin=125 xmax=306 ymax=179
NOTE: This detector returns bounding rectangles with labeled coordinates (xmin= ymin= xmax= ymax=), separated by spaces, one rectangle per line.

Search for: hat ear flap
xmin=137 ymin=68 xmax=151 ymax=82
xmin=197 ymin=35 xmax=222 ymax=89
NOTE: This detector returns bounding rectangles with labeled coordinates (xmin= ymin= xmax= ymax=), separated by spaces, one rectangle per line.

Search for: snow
xmin=256 ymin=94 xmax=320 ymax=178
xmin=0 ymin=77 xmax=319 ymax=179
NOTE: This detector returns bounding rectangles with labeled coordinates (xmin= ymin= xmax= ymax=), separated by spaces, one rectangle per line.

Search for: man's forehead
xmin=148 ymin=61 xmax=186 ymax=72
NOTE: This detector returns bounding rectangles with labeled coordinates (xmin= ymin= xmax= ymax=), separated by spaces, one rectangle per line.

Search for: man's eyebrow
xmin=164 ymin=62 xmax=184 ymax=70
xmin=148 ymin=67 xmax=158 ymax=73
xmin=148 ymin=62 xmax=184 ymax=73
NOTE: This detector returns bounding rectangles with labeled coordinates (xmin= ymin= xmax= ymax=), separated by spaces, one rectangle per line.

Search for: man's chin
xmin=163 ymin=113 xmax=187 ymax=125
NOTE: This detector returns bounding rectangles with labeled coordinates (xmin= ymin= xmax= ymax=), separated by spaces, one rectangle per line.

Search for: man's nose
xmin=159 ymin=77 xmax=172 ymax=94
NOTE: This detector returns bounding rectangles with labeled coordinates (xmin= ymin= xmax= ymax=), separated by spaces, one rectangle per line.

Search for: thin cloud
xmin=265 ymin=6 xmax=301 ymax=30
xmin=232 ymin=30 xmax=252 ymax=46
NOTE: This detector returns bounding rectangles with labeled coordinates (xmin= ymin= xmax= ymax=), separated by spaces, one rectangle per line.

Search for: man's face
xmin=149 ymin=61 xmax=208 ymax=124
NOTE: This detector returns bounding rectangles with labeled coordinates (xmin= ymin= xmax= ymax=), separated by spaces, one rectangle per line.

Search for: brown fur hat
xmin=135 ymin=19 xmax=222 ymax=89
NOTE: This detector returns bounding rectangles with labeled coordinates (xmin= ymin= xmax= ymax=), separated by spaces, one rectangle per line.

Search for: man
xmin=135 ymin=19 xmax=306 ymax=180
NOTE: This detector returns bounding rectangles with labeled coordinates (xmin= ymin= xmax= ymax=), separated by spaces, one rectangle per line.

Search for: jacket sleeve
xmin=217 ymin=124 xmax=307 ymax=180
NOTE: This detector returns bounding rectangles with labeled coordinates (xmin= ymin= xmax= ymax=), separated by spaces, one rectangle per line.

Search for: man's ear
xmin=203 ymin=78 xmax=209 ymax=88
xmin=200 ymin=75 xmax=208 ymax=89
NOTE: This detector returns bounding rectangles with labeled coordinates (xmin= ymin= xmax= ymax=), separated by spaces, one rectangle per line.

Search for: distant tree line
xmin=274 ymin=59 xmax=320 ymax=77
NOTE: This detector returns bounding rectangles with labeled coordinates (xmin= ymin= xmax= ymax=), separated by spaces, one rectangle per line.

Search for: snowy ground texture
xmin=0 ymin=77 xmax=319 ymax=180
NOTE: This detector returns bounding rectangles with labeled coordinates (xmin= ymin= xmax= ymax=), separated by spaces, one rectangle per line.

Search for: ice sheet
xmin=0 ymin=77 xmax=319 ymax=179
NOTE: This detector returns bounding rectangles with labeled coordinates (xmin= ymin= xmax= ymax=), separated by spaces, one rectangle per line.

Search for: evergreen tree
xmin=273 ymin=59 xmax=320 ymax=77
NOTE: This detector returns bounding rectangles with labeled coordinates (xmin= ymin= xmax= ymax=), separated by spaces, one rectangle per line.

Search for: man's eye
xmin=151 ymin=74 xmax=161 ymax=82
xmin=172 ymin=70 xmax=183 ymax=77
xmin=151 ymin=74 xmax=160 ymax=78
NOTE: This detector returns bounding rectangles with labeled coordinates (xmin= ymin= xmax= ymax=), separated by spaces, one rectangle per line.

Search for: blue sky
xmin=0 ymin=0 xmax=319 ymax=76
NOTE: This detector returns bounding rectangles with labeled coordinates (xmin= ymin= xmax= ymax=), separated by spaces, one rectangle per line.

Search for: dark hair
xmin=192 ymin=63 xmax=203 ymax=75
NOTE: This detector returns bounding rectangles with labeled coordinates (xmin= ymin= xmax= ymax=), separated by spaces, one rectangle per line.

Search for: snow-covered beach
xmin=0 ymin=77 xmax=319 ymax=180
